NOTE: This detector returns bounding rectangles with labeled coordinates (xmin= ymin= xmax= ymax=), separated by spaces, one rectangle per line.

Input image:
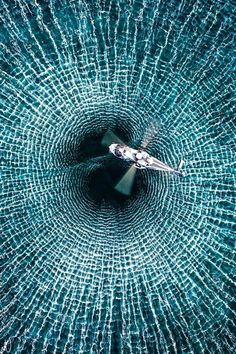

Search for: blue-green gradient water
xmin=1 ymin=0 xmax=235 ymax=353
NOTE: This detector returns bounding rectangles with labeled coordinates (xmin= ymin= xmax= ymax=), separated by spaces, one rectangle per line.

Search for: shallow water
xmin=0 ymin=0 xmax=235 ymax=353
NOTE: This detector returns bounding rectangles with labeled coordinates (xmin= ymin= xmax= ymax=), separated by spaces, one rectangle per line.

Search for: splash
xmin=1 ymin=0 xmax=235 ymax=353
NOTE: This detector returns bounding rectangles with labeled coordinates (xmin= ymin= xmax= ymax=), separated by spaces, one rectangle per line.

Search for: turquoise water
xmin=0 ymin=0 xmax=235 ymax=353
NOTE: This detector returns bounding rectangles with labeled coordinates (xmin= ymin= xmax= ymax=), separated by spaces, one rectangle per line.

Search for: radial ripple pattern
xmin=0 ymin=0 xmax=236 ymax=353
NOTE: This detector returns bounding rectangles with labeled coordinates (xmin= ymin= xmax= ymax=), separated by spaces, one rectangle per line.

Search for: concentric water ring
xmin=1 ymin=0 xmax=235 ymax=353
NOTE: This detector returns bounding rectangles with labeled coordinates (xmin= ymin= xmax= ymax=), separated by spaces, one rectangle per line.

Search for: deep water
xmin=0 ymin=0 xmax=235 ymax=353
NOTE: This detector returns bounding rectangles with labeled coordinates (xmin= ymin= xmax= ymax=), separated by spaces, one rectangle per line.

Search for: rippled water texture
xmin=1 ymin=0 xmax=235 ymax=353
